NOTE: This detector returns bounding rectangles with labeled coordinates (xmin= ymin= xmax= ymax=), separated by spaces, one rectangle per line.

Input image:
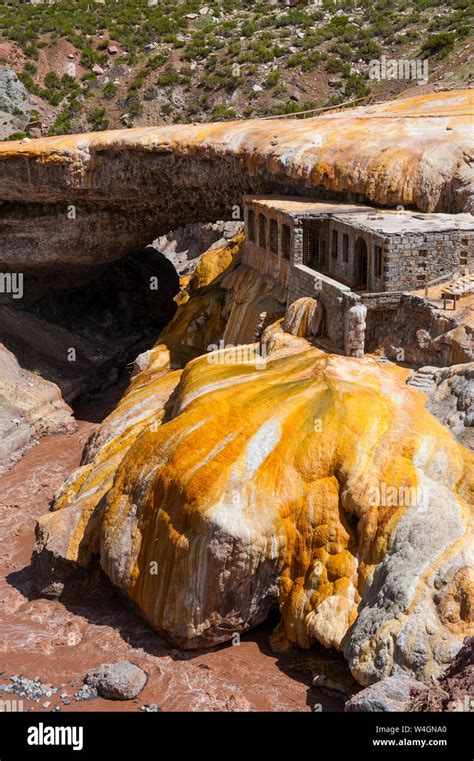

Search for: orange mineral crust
xmin=1 ymin=90 xmax=471 ymax=277
xmin=34 ymin=333 xmax=474 ymax=686
xmin=0 ymin=90 xmax=472 ymax=214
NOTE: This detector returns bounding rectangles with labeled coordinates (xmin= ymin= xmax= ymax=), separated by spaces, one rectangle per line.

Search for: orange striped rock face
xmin=0 ymin=90 xmax=472 ymax=276
xmin=1 ymin=90 xmax=471 ymax=215
xmin=34 ymin=328 xmax=474 ymax=685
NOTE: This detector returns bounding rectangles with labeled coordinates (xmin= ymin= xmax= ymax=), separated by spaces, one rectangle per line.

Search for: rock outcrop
xmin=407 ymin=363 xmax=473 ymax=451
xmin=0 ymin=342 xmax=75 ymax=473
xmin=345 ymin=675 xmax=428 ymax=712
xmin=437 ymin=636 xmax=474 ymax=712
xmin=0 ymin=68 xmax=33 ymax=140
xmin=367 ymin=294 xmax=473 ymax=369
xmin=0 ymin=90 xmax=472 ymax=278
xmin=0 ymin=68 xmax=28 ymax=114
xmin=153 ymin=221 xmax=244 ymax=278
xmin=32 ymin=320 xmax=474 ymax=686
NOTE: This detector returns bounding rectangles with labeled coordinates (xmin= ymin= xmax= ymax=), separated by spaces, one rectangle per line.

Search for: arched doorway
xmin=354 ymin=237 xmax=368 ymax=289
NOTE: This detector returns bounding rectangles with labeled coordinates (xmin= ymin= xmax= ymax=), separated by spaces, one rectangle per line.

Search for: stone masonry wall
xmin=366 ymin=294 xmax=472 ymax=366
xmin=383 ymin=231 xmax=463 ymax=291
xmin=242 ymin=202 xmax=290 ymax=286
xmin=288 ymin=263 xmax=365 ymax=355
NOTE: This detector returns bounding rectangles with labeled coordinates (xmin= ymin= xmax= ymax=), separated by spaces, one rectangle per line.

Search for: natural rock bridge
xmin=0 ymin=89 xmax=472 ymax=279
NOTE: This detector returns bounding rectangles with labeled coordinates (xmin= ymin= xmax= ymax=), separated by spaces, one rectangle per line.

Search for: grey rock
xmin=153 ymin=220 xmax=243 ymax=277
xmin=0 ymin=69 xmax=28 ymax=113
xmin=74 ymin=685 xmax=98 ymax=701
xmin=132 ymin=349 xmax=152 ymax=377
xmin=84 ymin=661 xmax=147 ymax=701
xmin=0 ymin=676 xmax=58 ymax=702
xmin=345 ymin=676 xmax=428 ymax=712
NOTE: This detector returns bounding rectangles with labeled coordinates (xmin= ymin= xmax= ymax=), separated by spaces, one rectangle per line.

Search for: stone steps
xmin=407 ymin=366 xmax=438 ymax=396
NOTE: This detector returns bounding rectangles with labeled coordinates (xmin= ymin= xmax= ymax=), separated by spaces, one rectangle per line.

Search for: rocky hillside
xmin=0 ymin=0 xmax=472 ymax=139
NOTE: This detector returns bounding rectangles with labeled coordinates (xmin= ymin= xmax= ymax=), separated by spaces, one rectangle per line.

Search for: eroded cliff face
xmin=0 ymin=343 xmax=75 ymax=473
xmin=0 ymin=90 xmax=472 ymax=276
xmin=33 ymin=308 xmax=474 ymax=686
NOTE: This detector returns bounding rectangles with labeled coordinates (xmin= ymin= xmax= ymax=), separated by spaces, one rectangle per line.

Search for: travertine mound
xmin=33 ymin=327 xmax=473 ymax=686
xmin=0 ymin=90 xmax=472 ymax=274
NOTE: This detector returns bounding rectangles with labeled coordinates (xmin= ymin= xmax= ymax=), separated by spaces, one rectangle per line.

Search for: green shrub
xmin=344 ymin=75 xmax=371 ymax=99
xmin=157 ymin=66 xmax=181 ymax=86
xmin=265 ymin=71 xmax=280 ymax=88
xmin=80 ymin=47 xmax=107 ymax=69
xmin=103 ymin=81 xmax=118 ymax=99
xmin=5 ymin=131 xmax=26 ymax=141
xmin=89 ymin=106 xmax=109 ymax=131
xmin=421 ymin=32 xmax=456 ymax=57
xmin=249 ymin=44 xmax=274 ymax=64
xmin=44 ymin=71 xmax=61 ymax=90
xmin=211 ymin=104 xmax=236 ymax=121
xmin=128 ymin=98 xmax=142 ymax=116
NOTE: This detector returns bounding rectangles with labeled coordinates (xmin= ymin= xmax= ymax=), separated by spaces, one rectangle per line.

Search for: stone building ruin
xmin=242 ymin=196 xmax=474 ymax=358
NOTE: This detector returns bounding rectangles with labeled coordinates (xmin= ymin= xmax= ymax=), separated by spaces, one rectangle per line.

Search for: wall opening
xmin=354 ymin=237 xmax=368 ymax=289
xmin=248 ymin=209 xmax=255 ymax=243
xmin=270 ymin=218 xmax=278 ymax=254
xmin=303 ymin=219 xmax=323 ymax=270
xmin=258 ymin=214 xmax=267 ymax=248
xmin=281 ymin=224 xmax=291 ymax=260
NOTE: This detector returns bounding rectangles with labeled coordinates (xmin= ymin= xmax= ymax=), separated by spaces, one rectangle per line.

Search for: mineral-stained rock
xmin=84 ymin=660 xmax=147 ymax=700
xmin=33 ymin=325 xmax=474 ymax=685
xmin=427 ymin=363 xmax=474 ymax=449
xmin=0 ymin=90 xmax=472 ymax=275
xmin=0 ymin=342 xmax=75 ymax=473
xmin=153 ymin=221 xmax=244 ymax=278
xmin=407 ymin=363 xmax=473 ymax=451
xmin=344 ymin=676 xmax=428 ymax=712
xmin=282 ymin=297 xmax=323 ymax=338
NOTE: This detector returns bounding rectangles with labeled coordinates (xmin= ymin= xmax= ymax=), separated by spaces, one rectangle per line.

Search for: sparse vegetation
xmin=0 ymin=0 xmax=470 ymax=137
xmin=89 ymin=106 xmax=109 ymax=131
xmin=421 ymin=32 xmax=457 ymax=57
